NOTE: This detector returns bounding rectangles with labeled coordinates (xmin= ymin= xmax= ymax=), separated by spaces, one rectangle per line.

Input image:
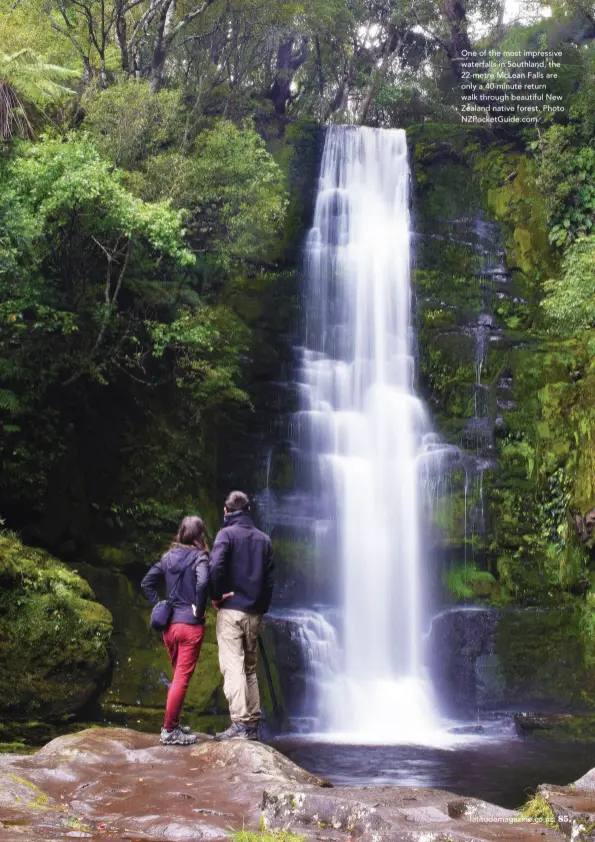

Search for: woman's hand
xmin=211 ymin=592 xmax=234 ymax=611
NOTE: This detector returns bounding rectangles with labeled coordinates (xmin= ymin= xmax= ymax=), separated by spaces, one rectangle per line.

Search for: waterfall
xmin=297 ymin=125 xmax=441 ymax=741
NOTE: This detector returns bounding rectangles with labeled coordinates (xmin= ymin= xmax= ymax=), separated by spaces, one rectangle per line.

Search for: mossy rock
xmin=76 ymin=564 xmax=226 ymax=720
xmin=494 ymin=608 xmax=595 ymax=709
xmin=0 ymin=534 xmax=113 ymax=719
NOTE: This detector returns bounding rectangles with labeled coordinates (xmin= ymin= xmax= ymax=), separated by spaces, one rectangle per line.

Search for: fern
xmin=0 ymin=50 xmax=77 ymax=140
xmin=0 ymin=389 xmax=20 ymax=413
xmin=443 ymin=564 xmax=496 ymax=600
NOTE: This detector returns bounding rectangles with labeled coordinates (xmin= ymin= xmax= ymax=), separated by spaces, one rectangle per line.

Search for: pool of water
xmin=273 ymin=732 xmax=595 ymax=809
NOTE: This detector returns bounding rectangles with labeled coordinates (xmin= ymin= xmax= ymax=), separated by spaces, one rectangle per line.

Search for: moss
xmin=408 ymin=122 xmax=595 ymax=622
xmin=78 ymin=564 xmax=226 ymax=719
xmin=233 ymin=832 xmax=305 ymax=842
xmin=256 ymin=623 xmax=287 ymax=729
xmin=8 ymin=774 xmax=43 ymax=792
xmin=0 ymin=742 xmax=31 ymax=754
xmin=495 ymin=608 xmax=595 ymax=709
xmin=443 ymin=564 xmax=499 ymax=601
xmin=101 ymin=704 xmax=227 ymax=734
xmin=0 ymin=533 xmax=112 ymax=720
xmin=523 ymin=713 xmax=595 ymax=743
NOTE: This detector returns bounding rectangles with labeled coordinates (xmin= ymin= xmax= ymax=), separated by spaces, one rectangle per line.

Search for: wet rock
xmin=0 ymin=728 xmax=567 ymax=842
xmin=427 ymin=606 xmax=595 ymax=717
xmin=0 ymin=728 xmax=324 ymax=842
xmin=515 ymin=713 xmax=574 ymax=736
xmin=261 ymin=615 xmax=308 ymax=722
xmin=448 ymin=724 xmax=485 ymax=735
xmin=262 ymin=785 xmax=562 ymax=841
xmin=426 ymin=607 xmax=500 ymax=717
xmin=538 ymin=768 xmax=595 ymax=842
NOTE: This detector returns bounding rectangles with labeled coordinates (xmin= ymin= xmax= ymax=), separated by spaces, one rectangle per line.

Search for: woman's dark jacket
xmin=141 ymin=545 xmax=209 ymax=625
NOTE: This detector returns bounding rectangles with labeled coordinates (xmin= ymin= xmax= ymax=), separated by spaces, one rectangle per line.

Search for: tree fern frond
xmin=0 ymin=79 xmax=32 ymax=140
xmin=0 ymin=388 xmax=21 ymax=413
xmin=0 ymin=50 xmax=78 ymax=139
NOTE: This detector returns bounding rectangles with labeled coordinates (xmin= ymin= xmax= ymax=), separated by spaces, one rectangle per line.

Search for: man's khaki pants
xmin=216 ymin=608 xmax=263 ymax=724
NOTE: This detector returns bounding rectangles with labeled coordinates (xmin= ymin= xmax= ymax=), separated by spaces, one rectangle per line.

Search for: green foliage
xmin=0 ymin=130 xmax=259 ymax=531
xmin=83 ymin=82 xmax=184 ymax=169
xmin=141 ymin=121 xmax=288 ymax=270
xmin=0 ymin=49 xmax=77 ymax=139
xmin=533 ymin=126 xmax=595 ymax=247
xmin=543 ymin=237 xmax=595 ymax=331
xmin=147 ymin=307 xmax=249 ymax=408
xmin=520 ymin=793 xmax=559 ymax=828
xmin=10 ymin=134 xmax=193 ymax=263
xmin=443 ymin=564 xmax=497 ymax=600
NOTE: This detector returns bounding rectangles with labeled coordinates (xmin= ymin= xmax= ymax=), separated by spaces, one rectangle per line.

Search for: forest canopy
xmin=1 ymin=0 xmax=595 ymax=582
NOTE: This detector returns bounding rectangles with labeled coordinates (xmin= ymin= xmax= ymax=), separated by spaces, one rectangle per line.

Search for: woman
xmin=141 ymin=516 xmax=211 ymax=746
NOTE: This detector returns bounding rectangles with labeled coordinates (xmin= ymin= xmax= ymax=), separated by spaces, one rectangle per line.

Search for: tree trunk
xmin=116 ymin=6 xmax=129 ymax=73
xmin=266 ymin=36 xmax=308 ymax=116
xmin=438 ymin=0 xmax=472 ymax=78
xmin=150 ymin=0 xmax=175 ymax=93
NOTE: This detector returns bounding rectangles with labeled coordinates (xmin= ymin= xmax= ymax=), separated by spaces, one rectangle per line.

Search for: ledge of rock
xmin=538 ymin=767 xmax=595 ymax=841
xmin=0 ymin=727 xmax=576 ymax=842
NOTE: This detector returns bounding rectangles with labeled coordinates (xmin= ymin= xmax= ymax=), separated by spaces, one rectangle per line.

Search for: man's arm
xmin=195 ymin=552 xmax=209 ymax=617
xmin=262 ymin=539 xmax=274 ymax=613
xmin=209 ymin=530 xmax=231 ymax=602
xmin=141 ymin=562 xmax=164 ymax=606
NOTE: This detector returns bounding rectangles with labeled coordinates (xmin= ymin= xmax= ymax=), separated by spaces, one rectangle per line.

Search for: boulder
xmin=427 ymin=605 xmax=595 ymax=717
xmin=537 ymin=765 xmax=595 ymax=842
xmin=77 ymin=563 xmax=228 ymax=733
xmin=0 ymin=534 xmax=112 ymax=721
xmin=262 ymin=785 xmax=562 ymax=842
xmin=0 ymin=728 xmax=567 ymax=842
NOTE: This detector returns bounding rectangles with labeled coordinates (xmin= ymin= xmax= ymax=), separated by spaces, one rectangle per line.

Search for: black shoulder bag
xmin=150 ymin=564 xmax=188 ymax=632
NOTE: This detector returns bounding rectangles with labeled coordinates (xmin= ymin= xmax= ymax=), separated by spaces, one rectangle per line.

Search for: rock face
xmin=427 ymin=607 xmax=500 ymax=716
xmin=260 ymin=615 xmax=310 ymax=724
xmin=427 ymin=606 xmax=595 ymax=717
xmin=0 ymin=534 xmax=112 ymax=722
xmin=78 ymin=564 xmax=229 ymax=733
xmin=0 ymin=727 xmax=571 ymax=842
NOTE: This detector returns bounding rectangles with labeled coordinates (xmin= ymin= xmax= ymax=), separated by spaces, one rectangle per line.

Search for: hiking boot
xmin=214 ymin=722 xmax=250 ymax=741
xmin=160 ymin=726 xmax=197 ymax=746
xmin=245 ymin=723 xmax=259 ymax=741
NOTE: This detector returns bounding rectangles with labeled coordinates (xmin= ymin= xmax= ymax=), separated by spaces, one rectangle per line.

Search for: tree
xmin=0 ymin=49 xmax=76 ymax=140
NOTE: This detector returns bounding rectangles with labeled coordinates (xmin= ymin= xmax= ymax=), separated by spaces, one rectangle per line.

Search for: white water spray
xmin=298 ymin=125 xmax=443 ymax=742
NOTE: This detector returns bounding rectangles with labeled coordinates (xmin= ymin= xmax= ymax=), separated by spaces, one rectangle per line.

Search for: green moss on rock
xmin=0 ymin=534 xmax=112 ymax=720
xmin=76 ymin=564 xmax=226 ymax=722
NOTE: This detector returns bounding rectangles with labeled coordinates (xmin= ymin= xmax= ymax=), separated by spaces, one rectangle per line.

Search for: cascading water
xmin=297 ymin=125 xmax=442 ymax=742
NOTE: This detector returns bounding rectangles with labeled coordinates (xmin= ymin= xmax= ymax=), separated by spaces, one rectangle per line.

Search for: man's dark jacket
xmin=141 ymin=545 xmax=209 ymax=625
xmin=209 ymin=511 xmax=274 ymax=614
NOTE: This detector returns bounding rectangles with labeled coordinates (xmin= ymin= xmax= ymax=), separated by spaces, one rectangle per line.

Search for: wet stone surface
xmin=0 ymin=727 xmax=589 ymax=842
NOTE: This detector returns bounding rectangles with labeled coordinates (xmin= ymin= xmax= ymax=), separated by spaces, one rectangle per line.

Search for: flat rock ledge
xmin=538 ymin=767 xmax=595 ymax=842
xmin=0 ymin=727 xmax=579 ymax=842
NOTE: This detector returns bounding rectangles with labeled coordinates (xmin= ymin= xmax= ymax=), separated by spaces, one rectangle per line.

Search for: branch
xmin=63 ymin=240 xmax=131 ymax=387
xmin=167 ymin=0 xmax=217 ymax=43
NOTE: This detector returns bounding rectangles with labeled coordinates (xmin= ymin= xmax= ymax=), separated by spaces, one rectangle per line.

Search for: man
xmin=209 ymin=490 xmax=274 ymax=741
